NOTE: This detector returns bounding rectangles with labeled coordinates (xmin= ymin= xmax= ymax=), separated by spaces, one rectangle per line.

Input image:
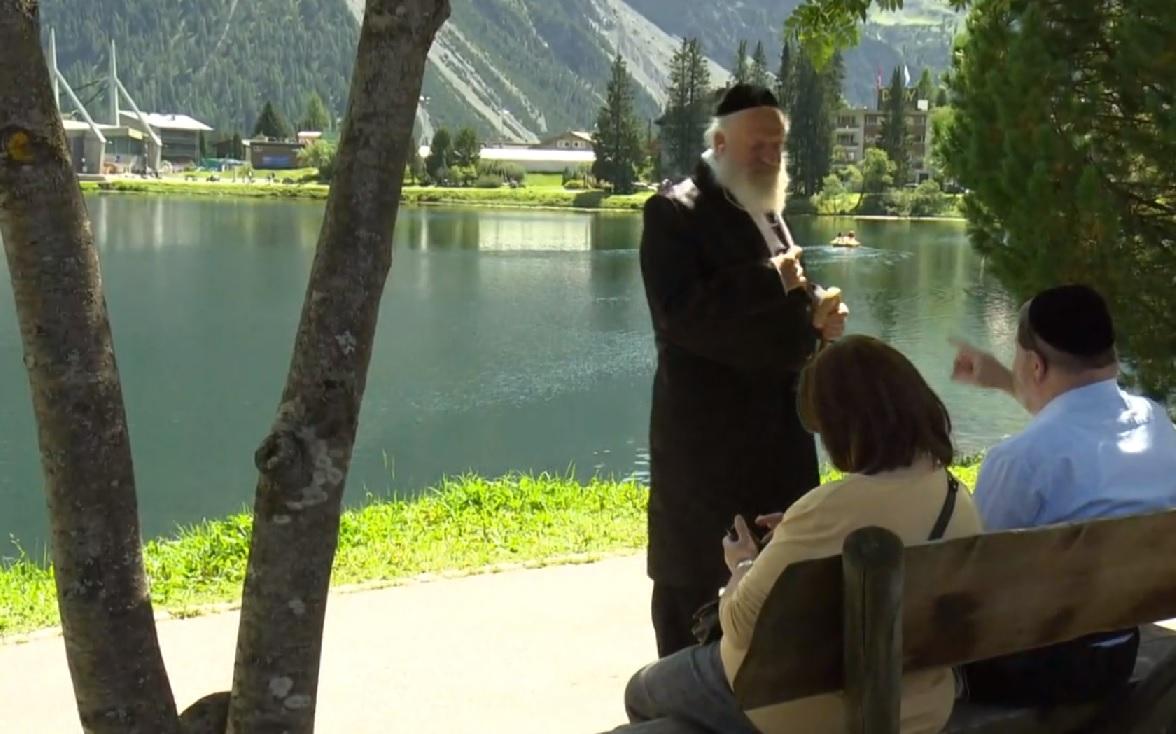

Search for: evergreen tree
xmin=252 ymin=100 xmax=292 ymax=140
xmin=776 ymin=38 xmax=794 ymax=114
xmin=647 ymin=126 xmax=663 ymax=182
xmin=592 ymin=54 xmax=645 ymax=194
xmin=733 ymin=40 xmax=750 ymax=84
xmin=661 ymin=38 xmax=712 ymax=177
xmin=941 ymin=0 xmax=1176 ymax=404
xmin=934 ymin=86 xmax=949 ymax=108
xmin=453 ymin=127 xmax=481 ymax=167
xmin=407 ymin=150 xmax=427 ymax=185
xmin=426 ymin=128 xmax=452 ymax=179
xmin=786 ymin=50 xmax=842 ymax=197
xmin=300 ymin=91 xmax=330 ymax=132
xmin=877 ymin=67 xmax=909 ymax=184
xmin=750 ymin=41 xmax=771 ymax=88
xmin=916 ymin=68 xmax=936 ymax=107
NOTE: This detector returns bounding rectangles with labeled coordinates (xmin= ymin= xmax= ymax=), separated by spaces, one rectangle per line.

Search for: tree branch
xmin=225 ymin=2 xmax=451 ymax=732
xmin=0 ymin=2 xmax=179 ymax=732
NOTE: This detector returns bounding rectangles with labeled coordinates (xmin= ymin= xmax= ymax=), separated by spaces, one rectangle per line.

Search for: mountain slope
xmin=41 ymin=0 xmax=959 ymax=142
xmin=41 ymin=0 xmax=359 ymax=134
xmin=624 ymin=0 xmax=960 ymax=107
xmin=385 ymin=0 xmax=732 ymax=142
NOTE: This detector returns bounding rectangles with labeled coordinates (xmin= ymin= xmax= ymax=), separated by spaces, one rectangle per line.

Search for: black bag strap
xmin=928 ymin=471 xmax=960 ymax=542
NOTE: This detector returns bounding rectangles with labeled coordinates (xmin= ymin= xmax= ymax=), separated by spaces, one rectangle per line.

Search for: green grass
xmin=81 ymin=179 xmax=330 ymax=200
xmin=401 ymin=184 xmax=652 ymax=210
xmin=525 ymin=173 xmax=564 ymax=187
xmin=78 ymin=178 xmax=653 ymax=210
xmin=0 ymin=462 xmax=981 ymax=637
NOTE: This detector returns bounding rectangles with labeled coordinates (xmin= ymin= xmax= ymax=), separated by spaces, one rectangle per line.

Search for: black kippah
xmin=1028 ymin=284 xmax=1115 ymax=356
xmin=715 ymin=83 xmax=779 ymax=117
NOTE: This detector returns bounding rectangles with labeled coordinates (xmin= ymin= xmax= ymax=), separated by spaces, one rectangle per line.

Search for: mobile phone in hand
xmin=727 ymin=516 xmax=766 ymax=548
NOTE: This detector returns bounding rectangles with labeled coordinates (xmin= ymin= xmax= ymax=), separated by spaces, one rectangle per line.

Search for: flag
xmin=903 ymin=64 xmax=911 ymax=87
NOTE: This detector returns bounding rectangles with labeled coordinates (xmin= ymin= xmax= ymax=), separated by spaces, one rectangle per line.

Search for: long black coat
xmin=640 ymin=162 xmax=821 ymax=588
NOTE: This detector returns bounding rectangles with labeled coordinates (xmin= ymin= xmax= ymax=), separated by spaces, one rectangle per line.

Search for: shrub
xmin=908 ymin=179 xmax=949 ymax=217
xmin=297 ymin=140 xmax=337 ymax=182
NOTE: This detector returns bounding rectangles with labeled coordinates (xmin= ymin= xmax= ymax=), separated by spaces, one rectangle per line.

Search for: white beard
xmin=703 ymin=149 xmax=790 ymax=215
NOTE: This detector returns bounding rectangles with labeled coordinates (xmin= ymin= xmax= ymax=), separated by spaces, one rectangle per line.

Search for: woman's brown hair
xmin=797 ymin=335 xmax=954 ymax=474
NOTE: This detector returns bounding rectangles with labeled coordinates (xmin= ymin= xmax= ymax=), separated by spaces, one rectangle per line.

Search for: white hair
xmin=703 ymin=131 xmax=791 ymax=215
xmin=704 ymin=109 xmax=791 ymax=151
xmin=703 ymin=117 xmax=724 ymax=151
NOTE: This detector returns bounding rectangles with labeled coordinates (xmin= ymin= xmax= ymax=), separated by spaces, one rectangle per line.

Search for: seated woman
xmin=605 ymin=335 xmax=983 ymax=734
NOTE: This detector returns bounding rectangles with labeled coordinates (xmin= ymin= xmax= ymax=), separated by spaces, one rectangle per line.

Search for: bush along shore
xmin=0 ymin=462 xmax=981 ymax=637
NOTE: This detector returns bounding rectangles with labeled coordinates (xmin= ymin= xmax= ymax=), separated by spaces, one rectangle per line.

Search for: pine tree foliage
xmin=592 ymin=54 xmax=645 ymax=193
xmin=660 ymin=38 xmax=712 ymax=177
xmin=941 ymin=0 xmax=1176 ymax=404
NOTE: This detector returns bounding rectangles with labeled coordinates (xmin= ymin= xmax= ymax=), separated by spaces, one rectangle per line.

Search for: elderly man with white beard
xmin=638 ymin=84 xmax=849 ymax=658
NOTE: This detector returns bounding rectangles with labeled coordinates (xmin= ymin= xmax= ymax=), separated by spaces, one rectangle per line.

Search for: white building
xmin=416 ymin=143 xmax=595 ymax=174
xmin=480 ymin=146 xmax=594 ymax=173
xmin=535 ymin=131 xmax=594 ymax=151
xmin=119 ymin=112 xmax=213 ymax=166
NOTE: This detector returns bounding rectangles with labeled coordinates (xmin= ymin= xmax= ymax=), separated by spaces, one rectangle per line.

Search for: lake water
xmin=0 ymin=196 xmax=1025 ymax=552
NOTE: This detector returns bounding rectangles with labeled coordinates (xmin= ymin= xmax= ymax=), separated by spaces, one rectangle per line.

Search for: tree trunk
xmin=226 ymin=2 xmax=450 ymax=732
xmin=0 ymin=3 xmax=179 ymax=733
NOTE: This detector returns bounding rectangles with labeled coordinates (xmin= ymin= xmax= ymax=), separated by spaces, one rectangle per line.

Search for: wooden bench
xmin=731 ymin=509 xmax=1176 ymax=734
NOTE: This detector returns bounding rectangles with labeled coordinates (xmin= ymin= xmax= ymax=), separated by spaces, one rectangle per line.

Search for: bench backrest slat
xmin=733 ymin=508 xmax=1176 ymax=711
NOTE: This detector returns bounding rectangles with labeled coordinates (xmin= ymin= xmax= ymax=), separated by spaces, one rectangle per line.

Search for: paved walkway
xmin=0 ymin=555 xmax=653 ymax=733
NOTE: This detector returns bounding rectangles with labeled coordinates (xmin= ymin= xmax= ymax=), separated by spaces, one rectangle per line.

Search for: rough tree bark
xmin=0 ymin=3 xmax=179 ymax=733
xmin=226 ymin=1 xmax=450 ymax=732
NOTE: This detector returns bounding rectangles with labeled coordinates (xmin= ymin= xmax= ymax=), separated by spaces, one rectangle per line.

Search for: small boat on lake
xmin=830 ymin=231 xmax=862 ymax=248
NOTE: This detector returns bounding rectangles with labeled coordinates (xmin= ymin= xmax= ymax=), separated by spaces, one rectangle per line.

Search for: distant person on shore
xmin=604 ymin=336 xmax=980 ymax=734
xmin=638 ymin=82 xmax=848 ymax=658
xmin=950 ymin=284 xmax=1176 ymax=704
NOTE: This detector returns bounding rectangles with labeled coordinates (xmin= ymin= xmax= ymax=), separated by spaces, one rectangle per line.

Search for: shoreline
xmin=79 ymin=179 xmax=968 ymax=221
xmin=1 ymin=462 xmax=981 ymax=638
xmin=841 ymin=214 xmax=967 ymax=222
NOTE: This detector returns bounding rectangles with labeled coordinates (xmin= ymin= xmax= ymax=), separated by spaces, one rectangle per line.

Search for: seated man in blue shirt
xmin=950 ymin=284 xmax=1176 ymax=705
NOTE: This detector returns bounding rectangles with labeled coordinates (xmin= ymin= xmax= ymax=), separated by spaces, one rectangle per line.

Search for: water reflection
xmin=394 ymin=207 xmax=643 ymax=253
xmin=0 ymin=199 xmax=1024 ymax=552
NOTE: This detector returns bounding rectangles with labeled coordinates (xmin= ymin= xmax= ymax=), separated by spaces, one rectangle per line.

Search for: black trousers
xmin=962 ymin=628 xmax=1140 ymax=706
xmin=651 ymin=582 xmax=719 ymax=659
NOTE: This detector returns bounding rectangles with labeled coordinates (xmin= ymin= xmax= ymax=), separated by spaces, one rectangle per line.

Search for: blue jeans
xmin=605 ymin=643 xmax=760 ymax=734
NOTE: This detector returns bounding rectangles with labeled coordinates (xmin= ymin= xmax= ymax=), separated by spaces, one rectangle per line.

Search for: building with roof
xmin=119 ymin=112 xmax=212 ymax=166
xmin=832 ymin=102 xmax=934 ymax=183
xmin=61 ymin=119 xmax=150 ymax=175
xmin=47 ymin=32 xmax=211 ymax=174
xmin=535 ymin=131 xmax=594 ymax=151
xmin=243 ymin=139 xmax=306 ymax=170
xmin=480 ymin=146 xmax=594 ymax=173
xmin=415 ymin=141 xmax=596 ymax=175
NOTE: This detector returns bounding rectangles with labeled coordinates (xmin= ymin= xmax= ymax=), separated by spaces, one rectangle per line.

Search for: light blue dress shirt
xmin=975 ymin=379 xmax=1176 ymax=531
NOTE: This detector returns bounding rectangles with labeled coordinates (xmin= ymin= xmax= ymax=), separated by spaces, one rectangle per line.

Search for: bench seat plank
xmin=945 ymin=625 xmax=1176 ymax=733
xmin=734 ymin=510 xmax=1176 ymax=711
